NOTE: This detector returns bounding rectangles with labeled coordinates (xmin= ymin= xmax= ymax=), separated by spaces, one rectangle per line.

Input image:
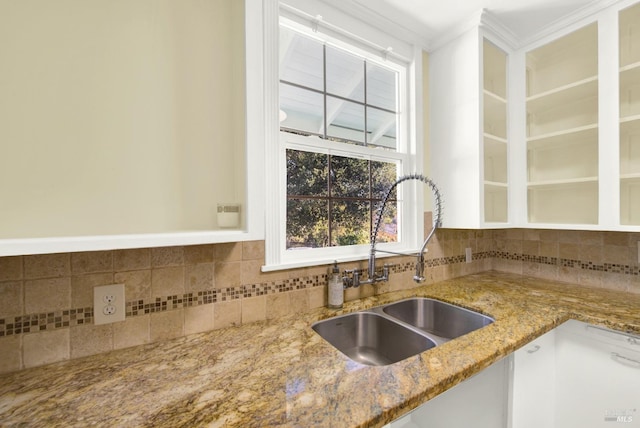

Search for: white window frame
xmin=263 ymin=0 xmax=425 ymax=271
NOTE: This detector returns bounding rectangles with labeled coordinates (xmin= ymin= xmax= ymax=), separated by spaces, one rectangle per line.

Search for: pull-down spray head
xmin=371 ymin=173 xmax=443 ymax=283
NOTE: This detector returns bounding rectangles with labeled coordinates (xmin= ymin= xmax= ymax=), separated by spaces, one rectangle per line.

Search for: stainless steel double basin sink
xmin=312 ymin=298 xmax=494 ymax=366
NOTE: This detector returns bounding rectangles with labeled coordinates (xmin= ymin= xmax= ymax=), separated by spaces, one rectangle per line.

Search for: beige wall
xmin=1 ymin=226 xmax=640 ymax=374
xmin=0 ymin=0 xmax=246 ymax=238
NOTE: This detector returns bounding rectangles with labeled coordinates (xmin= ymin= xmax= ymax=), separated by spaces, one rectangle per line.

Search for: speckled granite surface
xmin=1 ymin=271 xmax=639 ymax=427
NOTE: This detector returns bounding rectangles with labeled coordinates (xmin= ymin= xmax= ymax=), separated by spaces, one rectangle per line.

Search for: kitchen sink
xmin=312 ymin=312 xmax=437 ymax=366
xmin=312 ymin=298 xmax=494 ymax=366
xmin=382 ymin=298 xmax=494 ymax=341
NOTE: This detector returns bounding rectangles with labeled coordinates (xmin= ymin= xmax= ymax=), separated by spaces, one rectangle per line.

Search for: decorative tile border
xmin=2 ymin=250 xmax=638 ymax=338
xmin=0 ymin=308 xmax=92 ymax=336
xmin=492 ymin=251 xmax=640 ymax=275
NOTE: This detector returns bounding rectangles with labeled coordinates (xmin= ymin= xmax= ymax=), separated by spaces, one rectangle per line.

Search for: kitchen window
xmin=263 ymin=4 xmax=423 ymax=270
xmin=280 ymin=26 xmax=402 ymax=250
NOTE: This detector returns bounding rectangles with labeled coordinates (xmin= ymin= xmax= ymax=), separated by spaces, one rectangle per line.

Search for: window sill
xmin=261 ymin=245 xmax=421 ymax=272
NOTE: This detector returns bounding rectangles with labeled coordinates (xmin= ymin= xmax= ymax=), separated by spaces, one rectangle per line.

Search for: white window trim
xmin=262 ymin=0 xmax=425 ymax=271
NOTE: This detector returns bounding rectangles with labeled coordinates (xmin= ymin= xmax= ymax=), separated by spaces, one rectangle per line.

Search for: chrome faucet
xmin=344 ymin=173 xmax=443 ymax=287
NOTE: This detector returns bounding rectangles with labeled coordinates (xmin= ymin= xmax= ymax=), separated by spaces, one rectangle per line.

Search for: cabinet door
xmin=554 ymin=320 xmax=640 ymax=427
xmin=525 ymin=23 xmax=599 ymax=225
xmin=511 ymin=320 xmax=640 ymax=428
xmin=388 ymin=358 xmax=509 ymax=428
xmin=510 ymin=328 xmax=557 ymax=428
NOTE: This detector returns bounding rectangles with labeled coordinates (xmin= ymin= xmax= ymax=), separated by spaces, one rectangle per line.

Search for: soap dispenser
xmin=328 ymin=261 xmax=344 ymax=309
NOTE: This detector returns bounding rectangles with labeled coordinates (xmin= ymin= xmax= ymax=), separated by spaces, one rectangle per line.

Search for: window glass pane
xmin=279 ymin=24 xmax=406 ymax=255
xmin=326 ymin=46 xmax=364 ymax=102
xmin=279 ymin=27 xmax=324 ymax=91
xmin=287 ymin=199 xmax=329 ymax=249
xmin=367 ymin=107 xmax=396 ymax=149
xmin=371 ymin=160 xmax=397 ymax=200
xmin=366 ymin=62 xmax=397 ymax=111
xmin=287 ymin=150 xmax=328 ymax=196
xmin=326 ymin=96 xmax=365 ymax=144
xmin=331 ymin=156 xmax=369 ymax=198
xmin=285 ymin=151 xmax=400 ymax=249
xmin=372 ymin=200 xmax=397 ymax=243
xmin=331 ymin=200 xmax=370 ymax=246
xmin=280 ymin=83 xmax=324 ymax=136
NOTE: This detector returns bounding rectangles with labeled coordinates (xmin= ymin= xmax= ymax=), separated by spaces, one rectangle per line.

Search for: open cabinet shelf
xmin=526 ymin=23 xmax=599 ymax=225
xmin=526 ymin=82 xmax=598 ymax=138
xmin=621 ymin=176 xmax=640 ymax=225
xmin=620 ymin=2 xmax=640 ymax=225
xmin=620 ymin=118 xmax=640 ymax=176
xmin=483 ymin=39 xmax=508 ymax=224
xmin=484 ymin=92 xmax=507 ymax=139
xmin=527 ymin=181 xmax=598 ymax=224
xmin=620 ymin=64 xmax=640 ymax=119
xmin=484 ymin=136 xmax=508 ymax=183
xmin=526 ymin=23 xmax=598 ymax=96
xmin=527 ymin=75 xmax=598 ymax=105
xmin=528 ymin=176 xmax=598 ymax=188
xmin=527 ymin=123 xmax=598 ymax=145
xmin=620 ymin=2 xmax=640 ymax=68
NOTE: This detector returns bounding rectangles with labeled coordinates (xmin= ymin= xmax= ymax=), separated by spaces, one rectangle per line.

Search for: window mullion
xmin=363 ymin=59 xmax=368 ymax=147
xmin=327 ymin=153 xmax=333 ymax=247
xmin=322 ymin=44 xmax=327 ymax=140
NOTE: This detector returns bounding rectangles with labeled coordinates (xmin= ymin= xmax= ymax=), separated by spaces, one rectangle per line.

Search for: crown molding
xmin=427 ymin=9 xmax=483 ymax=52
xmin=427 ymin=0 xmax=619 ymax=53
xmin=317 ymin=0 xmax=433 ymax=49
xmin=518 ymin=0 xmax=619 ymax=48
xmin=478 ymin=9 xmax=520 ymax=50
xmin=298 ymin=0 xmax=622 ymax=54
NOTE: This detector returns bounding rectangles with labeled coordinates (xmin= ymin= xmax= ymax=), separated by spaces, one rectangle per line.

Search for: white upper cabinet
xmin=620 ymin=2 xmax=640 ymax=225
xmin=431 ymin=0 xmax=640 ymax=231
xmin=430 ymin=21 xmax=511 ymax=229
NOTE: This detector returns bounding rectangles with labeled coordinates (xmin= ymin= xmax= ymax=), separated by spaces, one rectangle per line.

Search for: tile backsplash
xmin=0 ymin=228 xmax=639 ymax=374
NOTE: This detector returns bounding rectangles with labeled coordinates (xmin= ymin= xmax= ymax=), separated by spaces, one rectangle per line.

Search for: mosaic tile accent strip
xmin=0 ymin=308 xmax=93 ymax=337
xmin=126 ymin=289 xmax=219 ymax=317
xmin=492 ymin=251 xmax=640 ymax=275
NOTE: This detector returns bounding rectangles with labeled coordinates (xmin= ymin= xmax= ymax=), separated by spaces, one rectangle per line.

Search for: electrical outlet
xmin=94 ymin=284 xmax=125 ymax=325
xmin=465 ymin=247 xmax=472 ymax=263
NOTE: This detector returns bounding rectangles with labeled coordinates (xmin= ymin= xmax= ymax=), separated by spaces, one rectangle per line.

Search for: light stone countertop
xmin=1 ymin=271 xmax=639 ymax=427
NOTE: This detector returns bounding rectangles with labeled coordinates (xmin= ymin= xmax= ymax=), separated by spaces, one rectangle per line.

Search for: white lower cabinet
xmin=387 ymin=357 xmax=510 ymax=428
xmin=387 ymin=320 xmax=640 ymax=428
xmin=510 ymin=327 xmax=557 ymax=428
xmin=540 ymin=320 xmax=640 ymax=428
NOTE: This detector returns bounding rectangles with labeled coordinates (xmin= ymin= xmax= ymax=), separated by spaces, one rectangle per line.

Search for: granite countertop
xmin=1 ymin=271 xmax=639 ymax=427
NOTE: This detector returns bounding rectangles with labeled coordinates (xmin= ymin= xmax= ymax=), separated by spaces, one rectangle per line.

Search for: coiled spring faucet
xmin=344 ymin=173 xmax=443 ymax=287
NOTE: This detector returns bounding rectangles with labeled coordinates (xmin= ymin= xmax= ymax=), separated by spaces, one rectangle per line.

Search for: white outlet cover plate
xmin=94 ymin=283 xmax=125 ymax=325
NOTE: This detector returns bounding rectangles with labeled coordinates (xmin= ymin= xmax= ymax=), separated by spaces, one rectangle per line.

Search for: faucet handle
xmin=382 ymin=264 xmax=389 ymax=281
xmin=413 ymin=254 xmax=425 ymax=283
